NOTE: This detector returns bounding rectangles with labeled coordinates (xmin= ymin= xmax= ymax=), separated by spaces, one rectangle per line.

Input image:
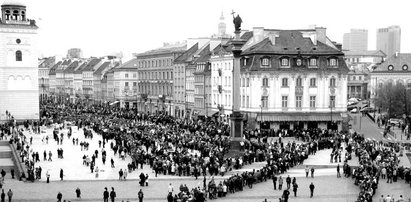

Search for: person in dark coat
xmin=138 ymin=189 xmax=144 ymax=202
xmin=309 ymin=182 xmax=315 ymax=198
xmin=59 ymin=169 xmax=63 ymax=181
xmin=103 ymin=187 xmax=109 ymax=202
xmin=110 ymin=187 xmax=116 ymax=202
xmin=292 ymin=183 xmax=298 ymax=197
xmin=75 ymin=187 xmax=81 ymax=199
xmin=56 ymin=192 xmax=62 ymax=202
xmin=282 ymin=189 xmax=290 ymax=202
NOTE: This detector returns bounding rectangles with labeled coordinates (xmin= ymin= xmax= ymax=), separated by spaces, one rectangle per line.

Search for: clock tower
xmin=0 ymin=0 xmax=39 ymax=121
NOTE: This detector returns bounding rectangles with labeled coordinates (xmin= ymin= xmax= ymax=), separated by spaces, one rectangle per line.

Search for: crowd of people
xmin=2 ymin=98 xmax=410 ymax=201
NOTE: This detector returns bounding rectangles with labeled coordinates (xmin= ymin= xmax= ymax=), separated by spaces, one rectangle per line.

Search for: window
xmin=310 ymin=96 xmax=316 ymax=108
xmin=296 ymin=96 xmax=302 ymax=108
xmin=246 ymin=78 xmax=250 ymax=87
xmin=242 ymin=96 xmax=245 ymax=107
xmin=281 ymin=58 xmax=289 ymax=66
xmin=125 ymin=82 xmax=129 ymax=87
xmin=296 ymin=59 xmax=302 ymax=66
xmin=296 ymin=77 xmax=302 ymax=87
xmin=330 ymin=96 xmax=336 ymax=108
xmin=329 ymin=58 xmax=337 ymax=66
xmin=261 ymin=96 xmax=268 ymax=108
xmin=246 ymin=96 xmax=249 ymax=107
xmin=262 ymin=78 xmax=269 ymax=87
xmin=352 ymin=76 xmax=356 ymax=81
xmin=282 ymin=78 xmax=288 ymax=87
xmin=309 ymin=58 xmax=317 ymax=66
xmin=133 ymin=82 xmax=137 ymax=86
xmin=261 ymin=58 xmax=270 ymax=66
xmin=133 ymin=73 xmax=137 ymax=78
xmin=15 ymin=50 xmax=22 ymax=61
xmin=309 ymin=78 xmax=316 ymax=87
xmin=125 ymin=74 xmax=129 ymax=78
xmin=281 ymin=96 xmax=288 ymax=108
xmin=330 ymin=78 xmax=336 ymax=87
xmin=407 ymin=82 xmax=411 ymax=88
xmin=358 ymin=76 xmax=362 ymax=81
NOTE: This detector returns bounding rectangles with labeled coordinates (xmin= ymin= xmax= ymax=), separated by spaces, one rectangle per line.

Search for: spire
xmin=220 ymin=11 xmax=224 ymax=20
xmin=218 ymin=11 xmax=226 ymax=37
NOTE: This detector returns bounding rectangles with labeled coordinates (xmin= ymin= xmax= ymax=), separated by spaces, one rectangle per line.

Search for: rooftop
xmin=343 ymin=50 xmax=386 ymax=57
xmin=373 ymin=53 xmax=411 ymax=73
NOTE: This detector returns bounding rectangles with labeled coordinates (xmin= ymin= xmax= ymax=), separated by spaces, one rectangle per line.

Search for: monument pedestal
xmin=228 ymin=111 xmax=244 ymax=157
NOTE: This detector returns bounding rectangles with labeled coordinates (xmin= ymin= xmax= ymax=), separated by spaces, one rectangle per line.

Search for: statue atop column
xmin=232 ymin=11 xmax=242 ymax=32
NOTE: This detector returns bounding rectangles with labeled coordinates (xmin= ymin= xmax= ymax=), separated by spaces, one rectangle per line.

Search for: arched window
xmin=296 ymin=77 xmax=302 ymax=87
xmin=15 ymin=50 xmax=22 ymax=61
xmin=330 ymin=77 xmax=336 ymax=87
xmin=13 ymin=10 xmax=19 ymax=20
xmin=21 ymin=11 xmax=26 ymax=20
xmin=262 ymin=77 xmax=269 ymax=87
xmin=5 ymin=10 xmax=10 ymax=20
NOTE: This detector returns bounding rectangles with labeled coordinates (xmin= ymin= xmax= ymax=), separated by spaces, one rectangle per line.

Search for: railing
xmin=9 ymin=142 xmax=27 ymax=181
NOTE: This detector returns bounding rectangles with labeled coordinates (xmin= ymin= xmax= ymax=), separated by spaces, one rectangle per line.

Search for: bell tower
xmin=0 ymin=0 xmax=39 ymax=121
xmin=218 ymin=11 xmax=226 ymax=37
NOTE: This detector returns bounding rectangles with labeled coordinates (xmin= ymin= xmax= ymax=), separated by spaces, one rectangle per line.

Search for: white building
xmin=0 ymin=0 xmax=39 ymax=121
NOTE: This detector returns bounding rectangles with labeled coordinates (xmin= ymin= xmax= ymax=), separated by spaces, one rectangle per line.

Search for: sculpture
xmin=232 ymin=12 xmax=242 ymax=32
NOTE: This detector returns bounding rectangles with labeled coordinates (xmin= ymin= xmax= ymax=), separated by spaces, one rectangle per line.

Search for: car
xmin=360 ymin=107 xmax=376 ymax=113
xmin=347 ymin=106 xmax=357 ymax=111
xmin=350 ymin=108 xmax=359 ymax=113
xmin=348 ymin=101 xmax=358 ymax=106
xmin=388 ymin=118 xmax=403 ymax=126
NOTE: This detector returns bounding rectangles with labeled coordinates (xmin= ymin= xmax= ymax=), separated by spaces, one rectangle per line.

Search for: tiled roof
xmin=94 ymin=62 xmax=111 ymax=75
xmin=117 ymin=58 xmax=138 ymax=70
xmin=74 ymin=63 xmax=87 ymax=74
xmin=137 ymin=43 xmax=187 ymax=57
xmin=243 ymin=30 xmax=339 ymax=55
xmin=174 ymin=43 xmax=199 ymax=63
xmin=343 ymin=50 xmax=386 ymax=57
xmin=82 ymin=59 xmax=101 ymax=71
xmin=61 ymin=59 xmax=71 ymax=66
xmin=48 ymin=61 xmax=62 ymax=75
xmin=63 ymin=61 xmax=79 ymax=73
xmin=197 ymin=44 xmax=211 ymax=63
xmin=39 ymin=57 xmax=56 ymax=68
xmin=373 ymin=53 xmax=411 ymax=73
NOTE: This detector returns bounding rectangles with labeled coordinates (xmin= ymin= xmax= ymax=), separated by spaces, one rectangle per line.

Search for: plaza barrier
xmin=365 ymin=112 xmax=375 ymax=122
xmin=9 ymin=142 xmax=27 ymax=181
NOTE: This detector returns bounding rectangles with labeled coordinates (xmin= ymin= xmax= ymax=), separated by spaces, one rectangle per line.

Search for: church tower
xmin=217 ymin=11 xmax=226 ymax=37
xmin=0 ymin=0 xmax=39 ymax=121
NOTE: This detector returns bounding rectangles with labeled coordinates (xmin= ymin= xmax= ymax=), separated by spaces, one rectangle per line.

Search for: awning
xmin=256 ymin=112 xmax=343 ymax=122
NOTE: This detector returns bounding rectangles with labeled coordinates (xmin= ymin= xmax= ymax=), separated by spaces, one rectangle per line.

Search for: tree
xmin=375 ymin=82 xmax=411 ymax=118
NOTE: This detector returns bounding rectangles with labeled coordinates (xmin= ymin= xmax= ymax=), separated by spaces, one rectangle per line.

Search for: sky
xmin=21 ymin=0 xmax=411 ymax=61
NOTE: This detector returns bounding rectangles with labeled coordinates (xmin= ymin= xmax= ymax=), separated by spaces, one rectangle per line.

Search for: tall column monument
xmin=229 ymin=13 xmax=247 ymax=151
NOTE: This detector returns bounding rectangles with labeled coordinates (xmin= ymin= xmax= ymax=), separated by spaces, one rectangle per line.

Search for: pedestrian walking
xmin=1 ymin=189 xmax=5 ymax=202
xmin=286 ymin=175 xmax=291 ymax=189
xmin=75 ymin=187 xmax=81 ymax=199
xmin=282 ymin=189 xmax=290 ymax=202
xmin=305 ymin=166 xmax=309 ymax=177
xmin=46 ymin=170 xmax=50 ymax=183
xmin=110 ymin=187 xmax=116 ymax=202
xmin=309 ymin=182 xmax=315 ymax=198
xmin=103 ymin=187 xmax=109 ymax=202
xmin=6 ymin=189 xmax=12 ymax=202
xmin=59 ymin=168 xmax=64 ymax=181
xmin=292 ymin=183 xmax=298 ymax=197
xmin=138 ymin=189 xmax=144 ymax=202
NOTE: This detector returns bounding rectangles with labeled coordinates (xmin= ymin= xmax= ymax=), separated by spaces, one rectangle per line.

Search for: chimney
xmin=253 ymin=27 xmax=265 ymax=42
xmin=315 ymin=27 xmax=327 ymax=45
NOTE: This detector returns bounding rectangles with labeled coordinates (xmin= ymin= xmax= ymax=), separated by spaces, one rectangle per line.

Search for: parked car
xmin=350 ymin=108 xmax=359 ymax=113
xmin=388 ymin=118 xmax=403 ymax=126
xmin=360 ymin=107 xmax=376 ymax=113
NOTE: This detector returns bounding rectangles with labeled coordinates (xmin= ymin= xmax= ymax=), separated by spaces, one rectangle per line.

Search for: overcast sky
xmin=23 ymin=0 xmax=410 ymax=60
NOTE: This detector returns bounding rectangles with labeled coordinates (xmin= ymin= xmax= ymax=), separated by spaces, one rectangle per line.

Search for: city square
xmin=1 ymin=0 xmax=411 ymax=202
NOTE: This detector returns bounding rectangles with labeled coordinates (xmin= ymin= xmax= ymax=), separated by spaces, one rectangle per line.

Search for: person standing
xmin=75 ymin=187 xmax=81 ymax=199
xmin=110 ymin=187 xmax=116 ymax=202
xmin=310 ymin=167 xmax=315 ymax=178
xmin=292 ymin=183 xmax=298 ymax=197
xmin=309 ymin=182 xmax=315 ymax=198
xmin=337 ymin=164 xmax=341 ymax=178
xmin=6 ymin=189 xmax=12 ymax=202
xmin=278 ymin=176 xmax=283 ymax=190
xmin=272 ymin=175 xmax=277 ymax=190
xmin=57 ymin=192 xmax=62 ymax=202
xmin=305 ymin=166 xmax=309 ymax=178
xmin=103 ymin=187 xmax=109 ymax=202
xmin=138 ymin=189 xmax=144 ymax=202
xmin=168 ymin=183 xmax=174 ymax=194
xmin=1 ymin=189 xmax=5 ymax=202
xmin=60 ymin=168 xmax=64 ymax=181
xmin=46 ymin=170 xmax=50 ymax=183
xmin=286 ymin=175 xmax=291 ymax=189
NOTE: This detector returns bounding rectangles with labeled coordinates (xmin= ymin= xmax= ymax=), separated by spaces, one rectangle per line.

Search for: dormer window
xmin=329 ymin=58 xmax=337 ymax=67
xmin=281 ymin=58 xmax=289 ymax=67
xmin=309 ymin=58 xmax=317 ymax=67
xmin=261 ymin=57 xmax=270 ymax=67
xmin=296 ymin=59 xmax=302 ymax=66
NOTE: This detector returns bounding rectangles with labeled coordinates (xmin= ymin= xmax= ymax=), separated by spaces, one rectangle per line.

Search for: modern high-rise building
xmin=343 ymin=29 xmax=368 ymax=51
xmin=376 ymin=25 xmax=401 ymax=57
